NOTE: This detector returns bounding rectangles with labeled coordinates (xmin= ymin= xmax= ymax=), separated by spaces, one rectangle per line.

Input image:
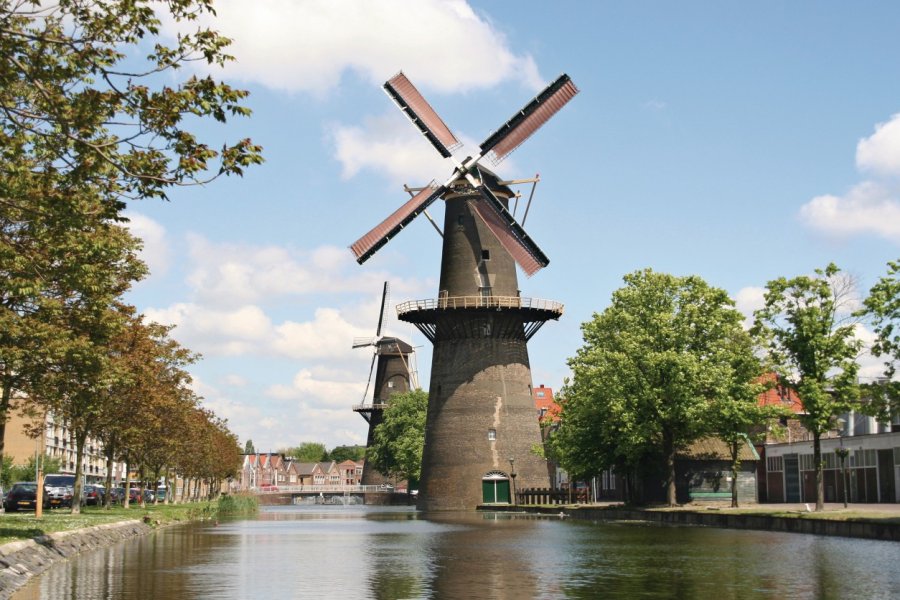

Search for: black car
xmin=3 ymin=482 xmax=44 ymax=512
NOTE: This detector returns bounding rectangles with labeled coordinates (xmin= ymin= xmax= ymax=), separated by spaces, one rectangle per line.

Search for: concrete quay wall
xmin=0 ymin=519 xmax=152 ymax=599
xmin=485 ymin=505 xmax=900 ymax=542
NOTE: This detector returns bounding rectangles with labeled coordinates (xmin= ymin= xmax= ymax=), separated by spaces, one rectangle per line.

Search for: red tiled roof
xmin=756 ymin=373 xmax=804 ymax=414
xmin=533 ymin=384 xmax=561 ymax=423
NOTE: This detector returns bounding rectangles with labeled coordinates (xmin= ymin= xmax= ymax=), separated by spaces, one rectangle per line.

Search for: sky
xmin=123 ymin=1 xmax=900 ymax=452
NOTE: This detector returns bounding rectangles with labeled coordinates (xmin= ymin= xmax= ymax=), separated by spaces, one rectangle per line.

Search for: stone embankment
xmin=0 ymin=519 xmax=152 ymax=599
xmin=487 ymin=504 xmax=900 ymax=541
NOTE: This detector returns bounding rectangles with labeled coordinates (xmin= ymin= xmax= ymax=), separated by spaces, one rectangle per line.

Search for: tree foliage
xmin=551 ymin=269 xmax=763 ymax=506
xmin=282 ymin=442 xmax=328 ymax=463
xmin=862 ymin=258 xmax=900 ymax=420
xmin=0 ymin=0 xmax=261 ymax=485
xmin=325 ymin=445 xmax=366 ymax=463
xmin=368 ymin=389 xmax=427 ymax=487
xmin=1 ymin=0 xmax=263 ymax=203
xmin=752 ymin=263 xmax=861 ymax=511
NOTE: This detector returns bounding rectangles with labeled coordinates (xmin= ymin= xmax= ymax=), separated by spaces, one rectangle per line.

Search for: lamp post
xmin=508 ymin=458 xmax=517 ymax=506
xmin=835 ymin=418 xmax=849 ymax=509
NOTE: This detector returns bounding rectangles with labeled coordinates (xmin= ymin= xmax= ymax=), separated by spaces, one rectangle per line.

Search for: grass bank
xmin=217 ymin=493 xmax=258 ymax=516
xmin=0 ymin=501 xmax=218 ymax=546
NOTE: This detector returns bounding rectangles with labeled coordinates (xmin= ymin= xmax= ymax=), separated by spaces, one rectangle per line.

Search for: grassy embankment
xmin=0 ymin=494 xmax=259 ymax=546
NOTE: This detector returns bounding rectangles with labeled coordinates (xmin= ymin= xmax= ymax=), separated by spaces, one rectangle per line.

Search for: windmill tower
xmin=350 ymin=72 xmax=577 ymax=510
xmin=352 ymin=282 xmax=415 ymax=487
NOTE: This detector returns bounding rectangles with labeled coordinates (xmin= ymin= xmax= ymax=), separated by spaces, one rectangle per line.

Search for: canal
xmin=12 ymin=505 xmax=900 ymax=599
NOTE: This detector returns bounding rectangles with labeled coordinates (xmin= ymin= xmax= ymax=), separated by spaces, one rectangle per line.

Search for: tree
xmin=282 ymin=442 xmax=327 ymax=463
xmin=862 ymin=258 xmax=900 ymax=421
xmin=325 ymin=445 xmax=366 ymax=463
xmin=552 ymin=269 xmax=760 ymax=506
xmin=368 ymin=389 xmax=427 ymax=490
xmin=244 ymin=440 xmax=255 ymax=454
xmin=0 ymin=0 xmax=261 ymax=472
xmin=1 ymin=0 xmax=262 ymax=202
xmin=752 ymin=263 xmax=861 ymax=511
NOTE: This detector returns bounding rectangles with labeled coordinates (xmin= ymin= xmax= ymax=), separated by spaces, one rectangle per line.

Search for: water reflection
xmin=11 ymin=506 xmax=900 ymax=600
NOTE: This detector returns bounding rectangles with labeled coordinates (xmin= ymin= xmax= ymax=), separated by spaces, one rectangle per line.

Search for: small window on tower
xmin=488 ymin=429 xmax=497 ymax=441
xmin=388 ymin=381 xmax=394 ymax=388
xmin=482 ymin=249 xmax=490 ymax=261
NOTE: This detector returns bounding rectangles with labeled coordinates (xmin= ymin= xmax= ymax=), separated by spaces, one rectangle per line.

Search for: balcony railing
xmin=396 ymin=295 xmax=563 ymax=315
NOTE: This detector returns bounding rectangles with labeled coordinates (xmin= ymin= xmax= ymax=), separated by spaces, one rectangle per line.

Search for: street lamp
xmin=835 ymin=418 xmax=849 ymax=509
xmin=508 ymin=458 xmax=517 ymax=506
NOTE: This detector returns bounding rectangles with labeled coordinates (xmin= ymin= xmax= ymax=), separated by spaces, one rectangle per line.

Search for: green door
xmin=481 ymin=477 xmax=511 ymax=503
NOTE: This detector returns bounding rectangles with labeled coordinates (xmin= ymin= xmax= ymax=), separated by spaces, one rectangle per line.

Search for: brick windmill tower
xmin=350 ymin=72 xmax=577 ymax=510
xmin=352 ymin=282 xmax=415 ymax=487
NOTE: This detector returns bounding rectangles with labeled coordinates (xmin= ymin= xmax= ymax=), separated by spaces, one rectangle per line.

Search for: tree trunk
xmin=104 ymin=451 xmax=114 ymax=509
xmin=813 ymin=431 xmax=824 ymax=511
xmin=123 ymin=459 xmax=131 ymax=508
xmin=71 ymin=430 xmax=88 ymax=514
xmin=138 ymin=466 xmax=146 ymax=508
xmin=730 ymin=440 xmax=740 ymax=509
xmin=0 ymin=380 xmax=11 ymax=481
xmin=663 ymin=431 xmax=676 ymax=507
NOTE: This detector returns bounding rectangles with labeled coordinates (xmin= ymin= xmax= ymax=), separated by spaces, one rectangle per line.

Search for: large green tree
xmin=368 ymin=389 xmax=427 ymax=491
xmin=0 ymin=0 xmax=261 ymax=477
xmin=752 ymin=263 xmax=861 ymax=511
xmin=862 ymin=258 xmax=900 ymax=421
xmin=552 ymin=269 xmax=761 ymax=506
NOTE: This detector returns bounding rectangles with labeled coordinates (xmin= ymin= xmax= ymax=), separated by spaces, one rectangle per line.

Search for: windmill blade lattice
xmin=349 ymin=71 xmax=578 ymax=274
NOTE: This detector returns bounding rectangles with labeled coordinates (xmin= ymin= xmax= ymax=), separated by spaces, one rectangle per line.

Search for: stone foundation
xmin=0 ymin=520 xmax=152 ymax=599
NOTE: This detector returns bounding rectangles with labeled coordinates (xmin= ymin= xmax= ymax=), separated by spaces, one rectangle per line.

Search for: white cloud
xmin=733 ymin=286 xmax=766 ymax=328
xmin=222 ymin=374 xmax=247 ymax=387
xmin=163 ymin=0 xmax=542 ymax=95
xmin=273 ymin=308 xmax=370 ymax=359
xmin=330 ymin=114 xmax=451 ymax=184
xmin=799 ymin=181 xmax=900 ymax=242
xmin=124 ymin=212 xmax=170 ymax=276
xmin=800 ymin=112 xmax=900 ymax=242
xmin=184 ymin=236 xmax=391 ymax=307
xmin=856 ymin=113 xmax=900 ymax=177
xmin=266 ymin=368 xmax=366 ymax=408
xmin=144 ymin=302 xmax=273 ymax=356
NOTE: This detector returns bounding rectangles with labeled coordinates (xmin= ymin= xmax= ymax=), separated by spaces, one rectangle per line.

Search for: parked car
xmin=127 ymin=488 xmax=142 ymax=503
xmin=44 ymin=474 xmax=76 ymax=508
xmin=3 ymin=482 xmax=44 ymax=512
xmin=82 ymin=484 xmax=105 ymax=506
xmin=108 ymin=487 xmax=126 ymax=504
xmin=143 ymin=489 xmax=155 ymax=504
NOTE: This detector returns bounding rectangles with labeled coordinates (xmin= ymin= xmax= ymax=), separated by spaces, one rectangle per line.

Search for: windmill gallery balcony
xmin=396 ymin=295 xmax=563 ymax=343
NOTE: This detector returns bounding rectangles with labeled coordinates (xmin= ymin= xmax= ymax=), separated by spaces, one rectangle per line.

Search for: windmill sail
xmin=469 ymin=187 xmax=549 ymax=277
xmin=350 ymin=182 xmax=446 ymax=264
xmin=479 ymin=74 xmax=579 ymax=164
xmin=384 ymin=72 xmax=461 ymax=158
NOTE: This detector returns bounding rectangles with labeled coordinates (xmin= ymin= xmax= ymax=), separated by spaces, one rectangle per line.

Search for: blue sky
xmin=125 ymin=1 xmax=900 ymax=451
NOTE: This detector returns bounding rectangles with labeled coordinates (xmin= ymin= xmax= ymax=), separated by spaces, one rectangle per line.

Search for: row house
xmin=238 ymin=454 xmax=364 ymax=490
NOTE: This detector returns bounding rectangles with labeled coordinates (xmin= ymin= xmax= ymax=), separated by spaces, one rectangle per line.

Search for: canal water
xmin=12 ymin=505 xmax=900 ymax=599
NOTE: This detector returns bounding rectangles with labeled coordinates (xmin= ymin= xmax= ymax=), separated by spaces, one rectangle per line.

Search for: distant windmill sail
xmin=479 ymin=74 xmax=579 ymax=164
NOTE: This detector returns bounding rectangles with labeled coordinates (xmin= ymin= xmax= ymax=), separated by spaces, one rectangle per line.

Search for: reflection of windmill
xmin=352 ymin=281 xmax=414 ymax=487
xmin=350 ymin=72 xmax=576 ymax=510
